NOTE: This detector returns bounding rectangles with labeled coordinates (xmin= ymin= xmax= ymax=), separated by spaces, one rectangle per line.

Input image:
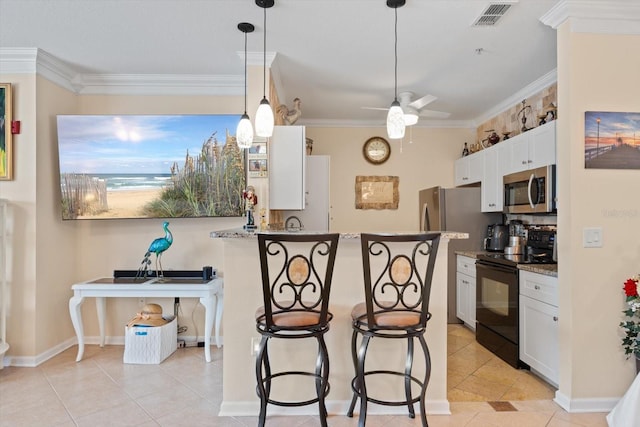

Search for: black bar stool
xmin=347 ymin=232 xmax=441 ymax=427
xmin=255 ymin=233 xmax=340 ymax=427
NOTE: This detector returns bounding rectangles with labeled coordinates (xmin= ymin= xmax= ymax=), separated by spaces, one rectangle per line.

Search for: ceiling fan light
xmin=236 ymin=114 xmax=254 ymax=149
xmin=403 ymin=108 xmax=419 ymax=126
xmin=387 ymin=100 xmax=406 ymax=139
xmin=255 ymin=98 xmax=274 ymax=137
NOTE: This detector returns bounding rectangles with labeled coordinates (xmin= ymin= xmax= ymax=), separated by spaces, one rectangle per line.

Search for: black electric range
xmin=478 ymin=229 xmax=556 ymax=267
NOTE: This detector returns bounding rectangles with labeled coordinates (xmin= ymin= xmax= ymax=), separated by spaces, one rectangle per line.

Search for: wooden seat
xmin=255 ymin=233 xmax=340 ymax=427
xmin=347 ymin=232 xmax=441 ymax=427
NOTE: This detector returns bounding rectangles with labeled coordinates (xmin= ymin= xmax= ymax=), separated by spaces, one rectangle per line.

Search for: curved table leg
xmin=215 ymin=289 xmax=223 ymax=348
xmin=69 ymin=295 xmax=86 ymax=362
xmin=200 ymin=296 xmax=214 ymax=362
xmin=96 ymin=297 xmax=106 ymax=348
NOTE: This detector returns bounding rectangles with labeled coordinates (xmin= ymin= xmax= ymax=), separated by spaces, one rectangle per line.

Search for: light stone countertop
xmin=518 ymin=264 xmax=558 ymax=277
xmin=455 ymin=250 xmax=558 ymax=278
xmin=455 ymin=250 xmax=489 ymax=259
xmin=210 ymin=228 xmax=469 ymax=240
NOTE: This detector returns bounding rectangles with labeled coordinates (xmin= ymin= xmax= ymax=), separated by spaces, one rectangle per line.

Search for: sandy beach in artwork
xmin=90 ymin=188 xmax=163 ymax=219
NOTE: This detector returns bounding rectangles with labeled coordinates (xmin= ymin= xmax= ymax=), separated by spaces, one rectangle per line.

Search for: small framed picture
xmin=248 ymin=139 xmax=267 ymax=159
xmin=249 ymin=158 xmax=268 ymax=178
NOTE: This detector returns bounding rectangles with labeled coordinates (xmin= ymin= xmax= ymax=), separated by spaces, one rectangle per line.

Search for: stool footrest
xmin=351 ymin=370 xmax=424 ymax=406
xmin=258 ymin=371 xmax=330 ymax=408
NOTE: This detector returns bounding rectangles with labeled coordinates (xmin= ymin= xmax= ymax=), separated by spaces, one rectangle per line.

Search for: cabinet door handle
xmin=528 ymin=160 xmax=533 ymax=163
xmin=462 ymin=280 xmax=468 ymax=285
xmin=534 ymin=285 xmax=541 ymax=290
xmin=553 ymin=316 xmax=558 ymax=322
xmin=522 ymin=160 xmax=527 ymax=165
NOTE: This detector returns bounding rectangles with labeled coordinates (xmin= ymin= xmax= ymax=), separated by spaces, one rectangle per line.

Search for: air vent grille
xmin=472 ymin=3 xmax=513 ymax=27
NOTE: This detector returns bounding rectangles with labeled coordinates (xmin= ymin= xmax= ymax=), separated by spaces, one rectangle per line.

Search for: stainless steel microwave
xmin=503 ymin=165 xmax=556 ymax=214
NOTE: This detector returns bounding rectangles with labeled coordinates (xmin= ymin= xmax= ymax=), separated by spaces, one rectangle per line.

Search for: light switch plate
xmin=583 ymin=227 xmax=603 ymax=248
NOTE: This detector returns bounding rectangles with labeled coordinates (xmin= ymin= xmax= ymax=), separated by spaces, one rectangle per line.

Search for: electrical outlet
xmin=138 ymin=297 xmax=146 ymax=307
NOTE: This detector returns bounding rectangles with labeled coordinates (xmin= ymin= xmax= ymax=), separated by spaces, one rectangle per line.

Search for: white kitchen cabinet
xmin=519 ymin=270 xmax=559 ymax=386
xmin=269 ymin=126 xmax=306 ymax=210
xmin=454 ymin=152 xmax=483 ymax=186
xmin=281 ymin=155 xmax=330 ymax=232
xmin=481 ymin=143 xmax=508 ymax=213
xmin=507 ymin=122 xmax=556 ymax=174
xmin=456 ymin=255 xmax=476 ymax=329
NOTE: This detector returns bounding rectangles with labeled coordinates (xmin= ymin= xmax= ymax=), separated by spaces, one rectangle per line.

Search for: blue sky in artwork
xmin=584 ymin=111 xmax=640 ymax=145
xmin=57 ymin=115 xmax=241 ymax=174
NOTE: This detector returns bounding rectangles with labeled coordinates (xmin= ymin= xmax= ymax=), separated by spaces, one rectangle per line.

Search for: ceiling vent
xmin=472 ymin=2 xmax=515 ymax=27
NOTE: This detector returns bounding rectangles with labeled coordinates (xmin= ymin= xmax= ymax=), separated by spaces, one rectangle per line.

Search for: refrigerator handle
xmin=422 ymin=202 xmax=431 ymax=232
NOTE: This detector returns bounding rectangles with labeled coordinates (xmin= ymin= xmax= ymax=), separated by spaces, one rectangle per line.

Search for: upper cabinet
xmin=454 ymin=151 xmax=483 ymax=186
xmin=269 ymin=126 xmax=306 ymax=210
xmin=456 ymin=121 xmax=556 ymax=212
xmin=506 ymin=122 xmax=556 ymax=174
xmin=481 ymin=142 xmax=508 ymax=212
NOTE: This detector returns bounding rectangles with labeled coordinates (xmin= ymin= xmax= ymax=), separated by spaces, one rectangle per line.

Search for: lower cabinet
xmin=456 ymin=255 xmax=476 ymax=329
xmin=519 ymin=270 xmax=559 ymax=386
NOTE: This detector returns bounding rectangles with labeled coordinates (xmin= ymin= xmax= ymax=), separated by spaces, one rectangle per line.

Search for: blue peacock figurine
xmin=136 ymin=221 xmax=173 ymax=279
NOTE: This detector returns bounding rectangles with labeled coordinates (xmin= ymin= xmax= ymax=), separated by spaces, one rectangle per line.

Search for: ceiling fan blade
xmin=419 ymin=109 xmax=451 ymax=119
xmin=409 ymin=94 xmax=437 ymax=110
xmin=361 ymin=107 xmax=389 ymax=111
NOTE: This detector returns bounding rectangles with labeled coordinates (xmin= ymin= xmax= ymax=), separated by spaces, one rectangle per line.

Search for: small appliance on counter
xmin=484 ymin=224 xmax=508 ymax=252
xmin=526 ymin=229 xmax=556 ymax=264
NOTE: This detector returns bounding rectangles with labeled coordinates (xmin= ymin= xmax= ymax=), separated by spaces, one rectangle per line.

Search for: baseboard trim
xmin=3 ymin=334 xmax=222 ymax=367
xmin=555 ymin=390 xmax=619 ymax=412
xmin=219 ymin=399 xmax=451 ymax=417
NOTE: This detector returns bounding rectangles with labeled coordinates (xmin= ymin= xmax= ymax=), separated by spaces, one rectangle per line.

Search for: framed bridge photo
xmin=0 ymin=83 xmax=12 ymax=180
xmin=585 ymin=111 xmax=640 ymax=169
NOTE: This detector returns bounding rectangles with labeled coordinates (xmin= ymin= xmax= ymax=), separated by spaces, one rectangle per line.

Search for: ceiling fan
xmin=363 ymin=91 xmax=451 ymax=124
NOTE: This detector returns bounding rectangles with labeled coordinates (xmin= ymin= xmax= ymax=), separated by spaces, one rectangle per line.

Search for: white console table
xmin=69 ymin=277 xmax=223 ymax=362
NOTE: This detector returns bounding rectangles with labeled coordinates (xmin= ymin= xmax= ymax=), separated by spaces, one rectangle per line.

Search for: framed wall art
xmin=0 ymin=83 xmax=12 ymax=180
xmin=248 ymin=138 xmax=268 ymax=178
xmin=584 ymin=111 xmax=640 ymax=169
xmin=355 ymin=175 xmax=399 ymax=210
xmin=56 ymin=114 xmax=245 ymax=220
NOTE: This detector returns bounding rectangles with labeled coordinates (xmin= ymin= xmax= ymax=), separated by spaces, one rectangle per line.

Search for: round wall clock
xmin=363 ymin=136 xmax=391 ymax=165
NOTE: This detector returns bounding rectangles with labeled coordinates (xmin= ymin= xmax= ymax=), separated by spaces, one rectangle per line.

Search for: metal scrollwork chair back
xmin=348 ymin=232 xmax=441 ymax=427
xmin=255 ymin=233 xmax=340 ymax=427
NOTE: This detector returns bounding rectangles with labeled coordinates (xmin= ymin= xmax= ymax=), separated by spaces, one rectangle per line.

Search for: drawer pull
xmin=553 ymin=316 xmax=558 ymax=322
xmin=534 ymin=285 xmax=541 ymax=290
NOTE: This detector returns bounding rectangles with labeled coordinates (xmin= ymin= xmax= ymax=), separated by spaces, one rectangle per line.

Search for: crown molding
xmin=74 ymin=74 xmax=243 ymax=96
xmin=242 ymin=51 xmax=276 ymax=67
xmin=473 ymin=69 xmax=557 ymax=126
xmin=299 ymin=118 xmax=474 ymax=129
xmin=541 ymin=0 xmax=640 ymax=34
xmin=0 ymin=47 xmax=38 ymax=73
xmin=0 ymin=47 xmax=245 ymax=95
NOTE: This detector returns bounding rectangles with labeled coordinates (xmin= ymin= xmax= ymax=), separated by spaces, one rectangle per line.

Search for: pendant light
xmin=236 ymin=22 xmax=255 ymax=149
xmin=254 ymin=0 xmax=275 ymax=138
xmin=386 ymin=0 xmax=406 ymax=140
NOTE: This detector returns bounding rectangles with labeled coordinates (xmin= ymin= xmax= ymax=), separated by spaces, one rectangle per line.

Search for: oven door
xmin=476 ymin=261 xmax=519 ymax=344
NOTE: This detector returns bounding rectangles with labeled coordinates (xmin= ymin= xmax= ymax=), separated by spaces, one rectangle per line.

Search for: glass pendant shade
xmin=236 ymin=114 xmax=254 ymax=149
xmin=387 ymin=100 xmax=406 ymax=139
xmin=255 ymin=98 xmax=274 ymax=137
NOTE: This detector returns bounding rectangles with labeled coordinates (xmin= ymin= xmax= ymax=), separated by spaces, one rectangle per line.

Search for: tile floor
xmin=0 ymin=325 xmax=609 ymax=426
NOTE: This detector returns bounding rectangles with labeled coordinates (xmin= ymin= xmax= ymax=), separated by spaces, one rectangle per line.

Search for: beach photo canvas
xmin=56 ymin=114 xmax=246 ymax=220
xmin=584 ymin=111 xmax=640 ymax=169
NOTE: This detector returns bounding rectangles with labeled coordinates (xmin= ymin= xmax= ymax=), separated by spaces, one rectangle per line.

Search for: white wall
xmin=556 ymin=28 xmax=640 ymax=404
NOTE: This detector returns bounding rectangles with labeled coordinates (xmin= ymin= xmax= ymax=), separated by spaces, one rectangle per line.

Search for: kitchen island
xmin=211 ymin=229 xmax=467 ymax=417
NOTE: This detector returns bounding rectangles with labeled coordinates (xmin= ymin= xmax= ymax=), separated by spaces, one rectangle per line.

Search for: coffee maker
xmin=484 ymin=224 xmax=508 ymax=252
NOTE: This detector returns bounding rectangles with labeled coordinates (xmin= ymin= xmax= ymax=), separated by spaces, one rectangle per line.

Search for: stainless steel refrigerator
xmin=419 ymin=186 xmax=502 ymax=323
